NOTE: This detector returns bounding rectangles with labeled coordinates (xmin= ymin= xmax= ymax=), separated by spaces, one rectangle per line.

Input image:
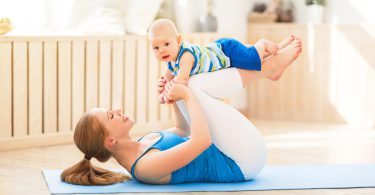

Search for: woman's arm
xmin=164 ymin=103 xmax=191 ymax=137
xmin=135 ymin=82 xmax=211 ymax=181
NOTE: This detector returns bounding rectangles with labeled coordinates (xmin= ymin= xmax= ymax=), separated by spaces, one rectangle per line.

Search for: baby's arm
xmin=174 ymin=52 xmax=195 ymax=85
xmin=162 ymin=68 xmax=174 ymax=82
xmin=161 ymin=52 xmax=195 ymax=104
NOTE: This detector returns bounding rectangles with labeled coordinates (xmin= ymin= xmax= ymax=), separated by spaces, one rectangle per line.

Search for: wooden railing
xmin=0 ymin=34 xmax=220 ymax=151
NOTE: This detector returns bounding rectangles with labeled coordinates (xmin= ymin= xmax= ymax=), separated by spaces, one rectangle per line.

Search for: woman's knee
xmin=188 ymin=69 xmax=243 ymax=99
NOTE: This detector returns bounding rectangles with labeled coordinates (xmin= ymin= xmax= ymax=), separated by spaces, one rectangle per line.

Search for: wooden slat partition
xmin=136 ymin=40 xmax=148 ymax=124
xmin=124 ymin=39 xmax=136 ymax=122
xmin=28 ymin=42 xmax=43 ymax=135
xmin=111 ymin=40 xmax=124 ymax=110
xmin=0 ymin=34 xmax=220 ymax=151
xmin=58 ymin=41 xmax=72 ymax=133
xmin=43 ymin=42 xmax=58 ymax=134
xmin=13 ymin=42 xmax=28 ymax=137
xmin=85 ymin=41 xmax=99 ymax=112
xmin=0 ymin=43 xmax=12 ymax=138
xmin=148 ymin=41 xmax=159 ymax=124
xmin=72 ymin=41 xmax=85 ymax=129
xmin=99 ymin=40 xmax=111 ymax=109
xmin=247 ymin=24 xmax=375 ymax=126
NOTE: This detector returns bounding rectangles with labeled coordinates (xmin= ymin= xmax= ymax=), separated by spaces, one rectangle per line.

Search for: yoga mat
xmin=43 ymin=164 xmax=375 ymax=194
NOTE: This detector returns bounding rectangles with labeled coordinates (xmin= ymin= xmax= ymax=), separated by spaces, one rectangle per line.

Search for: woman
xmin=61 ymin=37 xmax=302 ymax=185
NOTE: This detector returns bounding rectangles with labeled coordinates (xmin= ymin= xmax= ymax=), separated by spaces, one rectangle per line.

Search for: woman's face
xmin=92 ymin=108 xmax=134 ymax=139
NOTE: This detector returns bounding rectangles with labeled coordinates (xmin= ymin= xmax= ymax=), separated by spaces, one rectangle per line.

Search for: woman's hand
xmin=164 ymin=80 xmax=190 ymax=101
xmin=158 ymin=76 xmax=176 ymax=104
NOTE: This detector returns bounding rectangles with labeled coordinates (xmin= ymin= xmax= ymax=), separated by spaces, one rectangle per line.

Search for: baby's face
xmin=149 ymin=35 xmax=180 ymax=62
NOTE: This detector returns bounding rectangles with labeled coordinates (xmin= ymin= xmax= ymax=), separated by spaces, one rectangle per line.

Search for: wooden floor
xmin=1 ymin=120 xmax=375 ymax=195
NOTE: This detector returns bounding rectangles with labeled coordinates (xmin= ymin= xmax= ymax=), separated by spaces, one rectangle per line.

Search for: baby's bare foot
xmin=263 ymin=35 xmax=295 ymax=58
xmin=277 ymin=35 xmax=295 ymax=50
xmin=265 ymin=41 xmax=278 ymax=55
xmin=265 ymin=38 xmax=302 ymax=81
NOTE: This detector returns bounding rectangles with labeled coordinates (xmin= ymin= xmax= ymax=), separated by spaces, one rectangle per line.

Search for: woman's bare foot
xmin=263 ymin=35 xmax=295 ymax=59
xmin=263 ymin=37 xmax=302 ymax=81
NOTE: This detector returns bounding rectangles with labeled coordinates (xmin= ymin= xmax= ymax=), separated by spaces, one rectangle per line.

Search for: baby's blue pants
xmin=215 ymin=38 xmax=262 ymax=71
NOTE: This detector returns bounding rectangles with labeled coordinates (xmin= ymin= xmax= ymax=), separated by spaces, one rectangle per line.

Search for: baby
xmin=148 ymin=19 xmax=279 ymax=104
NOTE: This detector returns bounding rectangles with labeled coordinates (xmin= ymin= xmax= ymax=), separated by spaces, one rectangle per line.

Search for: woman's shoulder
xmin=132 ymin=132 xmax=171 ymax=184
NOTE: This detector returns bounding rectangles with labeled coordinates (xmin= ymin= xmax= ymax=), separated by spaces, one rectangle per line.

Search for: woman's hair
xmin=61 ymin=111 xmax=131 ymax=185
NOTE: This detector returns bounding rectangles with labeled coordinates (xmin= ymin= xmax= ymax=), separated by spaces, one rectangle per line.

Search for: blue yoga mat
xmin=43 ymin=164 xmax=375 ymax=194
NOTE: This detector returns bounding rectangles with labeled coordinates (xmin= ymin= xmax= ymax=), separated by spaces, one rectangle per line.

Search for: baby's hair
xmin=148 ymin=19 xmax=179 ymax=38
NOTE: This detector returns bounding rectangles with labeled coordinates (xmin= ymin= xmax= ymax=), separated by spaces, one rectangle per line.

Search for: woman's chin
xmin=128 ymin=120 xmax=135 ymax=128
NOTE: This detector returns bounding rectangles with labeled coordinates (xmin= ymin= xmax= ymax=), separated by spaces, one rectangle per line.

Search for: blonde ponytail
xmin=61 ymin=158 xmax=131 ymax=185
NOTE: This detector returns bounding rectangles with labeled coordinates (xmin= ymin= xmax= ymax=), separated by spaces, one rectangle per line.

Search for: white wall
xmin=173 ymin=0 xmax=253 ymax=41
xmin=215 ymin=0 xmax=254 ymax=41
xmin=289 ymin=0 xmax=375 ymax=24
xmin=173 ymin=0 xmax=205 ymax=33
xmin=324 ymin=0 xmax=375 ymax=24
xmin=212 ymin=0 xmax=375 ymax=41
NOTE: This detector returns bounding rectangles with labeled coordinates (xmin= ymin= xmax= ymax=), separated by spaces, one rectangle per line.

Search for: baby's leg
xmin=189 ymin=37 xmax=301 ymax=100
xmin=262 ymin=35 xmax=295 ymax=58
xmin=263 ymin=38 xmax=302 ymax=81
xmin=253 ymin=39 xmax=278 ymax=59
xmin=215 ymin=38 xmax=262 ymax=71
xmin=238 ymin=37 xmax=302 ymax=84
